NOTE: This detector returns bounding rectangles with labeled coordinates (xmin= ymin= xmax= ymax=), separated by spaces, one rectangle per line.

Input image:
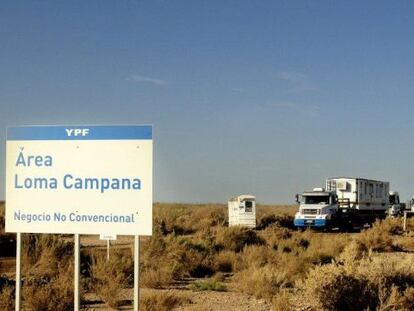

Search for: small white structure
xmin=228 ymin=195 xmax=256 ymax=228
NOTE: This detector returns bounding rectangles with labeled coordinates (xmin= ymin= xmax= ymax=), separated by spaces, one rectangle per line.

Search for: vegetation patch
xmin=191 ymin=278 xmax=227 ymax=292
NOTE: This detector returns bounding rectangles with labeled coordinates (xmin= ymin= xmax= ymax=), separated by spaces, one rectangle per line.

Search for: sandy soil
xmin=82 ymin=287 xmax=273 ymax=311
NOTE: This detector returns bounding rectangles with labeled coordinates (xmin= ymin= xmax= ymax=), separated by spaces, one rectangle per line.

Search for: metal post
xmin=15 ymin=232 xmax=21 ymax=311
xmin=106 ymin=239 xmax=110 ymax=261
xmin=74 ymin=234 xmax=80 ymax=311
xmin=403 ymin=211 xmax=407 ymax=232
xmin=134 ymin=235 xmax=140 ymax=311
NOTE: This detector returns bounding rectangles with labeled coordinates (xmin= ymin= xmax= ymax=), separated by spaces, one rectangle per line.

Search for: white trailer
xmin=294 ymin=177 xmax=390 ymax=229
xmin=228 ymin=195 xmax=256 ymax=228
xmin=326 ymin=177 xmax=389 ymax=211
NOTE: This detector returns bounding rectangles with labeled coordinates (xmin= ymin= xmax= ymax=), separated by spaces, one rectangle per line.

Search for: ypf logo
xmin=65 ymin=128 xmax=90 ymax=137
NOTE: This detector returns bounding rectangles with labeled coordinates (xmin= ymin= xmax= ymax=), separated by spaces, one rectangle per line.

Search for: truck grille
xmin=302 ymin=209 xmax=319 ymax=215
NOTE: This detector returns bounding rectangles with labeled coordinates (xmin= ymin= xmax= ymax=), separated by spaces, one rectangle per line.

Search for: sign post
xmin=15 ymin=232 xmax=21 ymax=311
xmin=74 ymin=234 xmax=80 ymax=311
xmin=134 ymin=235 xmax=140 ymax=311
xmin=6 ymin=125 xmax=153 ymax=310
xmin=99 ymin=234 xmax=117 ymax=261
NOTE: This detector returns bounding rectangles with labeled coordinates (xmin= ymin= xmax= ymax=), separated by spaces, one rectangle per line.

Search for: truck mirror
xmin=295 ymin=194 xmax=300 ymax=204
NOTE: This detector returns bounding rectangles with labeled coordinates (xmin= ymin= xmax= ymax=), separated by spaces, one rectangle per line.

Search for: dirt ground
xmin=82 ymin=288 xmax=272 ymax=311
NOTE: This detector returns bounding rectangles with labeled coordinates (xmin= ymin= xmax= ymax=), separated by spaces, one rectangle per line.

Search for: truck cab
xmin=294 ymin=188 xmax=338 ymax=228
xmin=388 ymin=191 xmax=401 ymax=217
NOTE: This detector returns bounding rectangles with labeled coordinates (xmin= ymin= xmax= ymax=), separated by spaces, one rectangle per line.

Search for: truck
xmin=407 ymin=197 xmax=414 ymax=212
xmin=388 ymin=191 xmax=402 ymax=217
xmin=294 ymin=177 xmax=390 ymax=230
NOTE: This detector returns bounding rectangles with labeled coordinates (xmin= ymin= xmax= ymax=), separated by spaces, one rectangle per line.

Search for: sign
xmin=6 ymin=125 xmax=153 ymax=235
xmin=100 ymin=234 xmax=117 ymax=240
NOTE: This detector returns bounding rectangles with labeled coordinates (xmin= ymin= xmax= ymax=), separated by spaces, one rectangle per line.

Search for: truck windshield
xmin=302 ymin=195 xmax=330 ymax=204
xmin=389 ymin=195 xmax=398 ymax=204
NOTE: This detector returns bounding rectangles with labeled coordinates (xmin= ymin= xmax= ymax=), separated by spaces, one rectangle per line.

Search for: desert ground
xmin=1 ymin=201 xmax=414 ymax=310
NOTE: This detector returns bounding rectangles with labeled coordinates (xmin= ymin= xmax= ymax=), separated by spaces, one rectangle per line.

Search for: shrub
xmin=258 ymin=225 xmax=292 ymax=250
xmin=297 ymin=263 xmax=373 ymax=310
xmin=400 ymin=287 xmax=414 ymax=310
xmin=215 ymin=227 xmax=264 ymax=252
xmin=257 ymin=214 xmax=294 ymax=230
xmin=22 ymin=234 xmax=73 ymax=277
xmin=0 ymin=283 xmax=14 ymax=311
xmin=22 ymin=263 xmax=74 ymax=311
xmin=272 ymin=289 xmax=292 ymax=311
xmin=141 ymin=264 xmax=175 ymax=289
xmin=140 ymin=234 xmax=216 ymax=288
xmin=140 ymin=291 xmax=190 ymax=311
xmin=235 ymin=265 xmax=287 ymax=299
xmin=233 ymin=245 xmax=270 ymax=272
xmin=297 ymin=250 xmax=414 ymax=311
xmin=90 ymin=250 xmax=132 ymax=308
xmin=153 ymin=203 xmax=227 ymax=236
xmin=191 ymin=278 xmax=227 ymax=292
xmin=356 ymin=220 xmax=397 ymax=252
xmin=355 ymin=255 xmax=414 ymax=296
xmin=214 ymin=250 xmax=237 ymax=272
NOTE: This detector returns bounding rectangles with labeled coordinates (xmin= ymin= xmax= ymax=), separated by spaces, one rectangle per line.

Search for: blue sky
xmin=1 ymin=1 xmax=414 ymax=203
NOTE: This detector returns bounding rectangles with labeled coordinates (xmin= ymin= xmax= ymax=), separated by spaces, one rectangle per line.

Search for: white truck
xmin=407 ymin=197 xmax=414 ymax=212
xmin=388 ymin=191 xmax=402 ymax=217
xmin=294 ymin=177 xmax=390 ymax=229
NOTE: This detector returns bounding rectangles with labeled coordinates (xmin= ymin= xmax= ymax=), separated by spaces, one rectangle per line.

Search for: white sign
xmin=6 ymin=125 xmax=153 ymax=235
xmin=100 ymin=234 xmax=117 ymax=240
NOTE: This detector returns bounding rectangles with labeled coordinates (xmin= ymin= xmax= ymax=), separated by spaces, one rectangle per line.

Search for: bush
xmin=357 ymin=220 xmax=398 ymax=252
xmin=214 ymin=250 xmax=237 ymax=272
xmin=22 ymin=263 xmax=74 ymax=311
xmin=140 ymin=234 xmax=216 ymax=288
xmin=22 ymin=234 xmax=73 ymax=277
xmin=140 ymin=291 xmax=190 ymax=311
xmin=297 ymin=250 xmax=414 ymax=311
xmin=257 ymin=214 xmax=294 ymax=230
xmin=90 ymin=250 xmax=132 ymax=308
xmin=356 ymin=255 xmax=414 ymax=296
xmin=233 ymin=245 xmax=270 ymax=272
xmin=141 ymin=264 xmax=175 ymax=289
xmin=235 ymin=265 xmax=287 ymax=299
xmin=297 ymin=263 xmax=373 ymax=310
xmin=272 ymin=289 xmax=292 ymax=311
xmin=0 ymin=283 xmax=14 ymax=311
xmin=191 ymin=278 xmax=227 ymax=292
xmin=215 ymin=227 xmax=264 ymax=252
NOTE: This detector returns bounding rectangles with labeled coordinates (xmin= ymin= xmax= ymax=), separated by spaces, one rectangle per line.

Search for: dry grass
xmin=140 ymin=290 xmax=190 ymax=311
xmin=296 ymin=247 xmax=414 ymax=310
xmin=22 ymin=263 xmax=74 ymax=311
xmin=90 ymin=249 xmax=133 ymax=308
xmin=2 ymin=203 xmax=414 ymax=309
xmin=18 ymin=234 xmax=77 ymax=310
xmin=356 ymin=219 xmax=402 ymax=252
xmin=235 ymin=264 xmax=287 ymax=299
xmin=272 ymin=289 xmax=292 ymax=311
xmin=22 ymin=234 xmax=73 ymax=277
xmin=191 ymin=277 xmax=227 ymax=292
xmin=0 ymin=277 xmax=15 ymax=311
xmin=214 ymin=226 xmax=265 ymax=252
